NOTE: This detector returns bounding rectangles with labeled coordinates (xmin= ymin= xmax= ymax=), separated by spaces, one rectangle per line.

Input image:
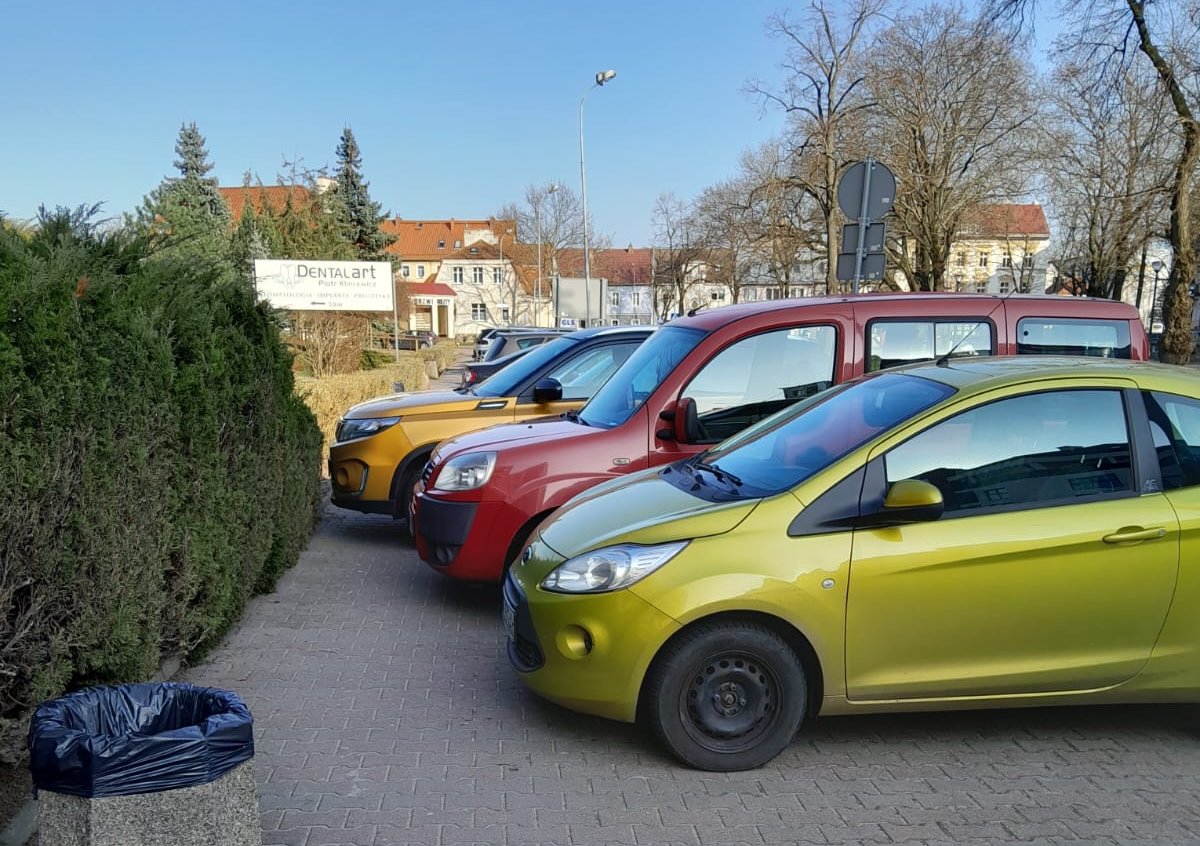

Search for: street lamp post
xmin=535 ymin=184 xmax=558 ymax=328
xmin=1151 ymin=260 xmax=1164 ymax=332
xmin=580 ymin=69 xmax=616 ymax=328
xmin=498 ymin=229 xmax=512 ymax=325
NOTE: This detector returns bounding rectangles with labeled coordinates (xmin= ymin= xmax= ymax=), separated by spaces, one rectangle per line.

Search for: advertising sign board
xmin=253 ymin=260 xmax=395 ymax=312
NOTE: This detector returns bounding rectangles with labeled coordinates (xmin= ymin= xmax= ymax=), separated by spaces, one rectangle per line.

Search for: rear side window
xmin=1143 ymin=391 xmax=1200 ymax=490
xmin=866 ymin=319 xmax=993 ymax=371
xmin=1016 ymin=318 xmax=1131 ymax=358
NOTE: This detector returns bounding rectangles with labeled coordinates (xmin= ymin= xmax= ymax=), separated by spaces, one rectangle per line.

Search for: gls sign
xmin=253 ymin=259 xmax=394 ymax=311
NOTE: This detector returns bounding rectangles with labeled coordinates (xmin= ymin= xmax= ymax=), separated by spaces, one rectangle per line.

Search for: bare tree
xmin=1040 ymin=58 xmax=1174 ymax=300
xmin=693 ymin=177 xmax=760 ymax=304
xmin=740 ymin=142 xmax=826 ymax=294
xmin=862 ymin=4 xmax=1037 ymax=291
xmin=990 ymin=0 xmax=1200 ymax=362
xmin=749 ymin=0 xmax=886 ymax=293
xmin=651 ymin=193 xmax=706 ymax=321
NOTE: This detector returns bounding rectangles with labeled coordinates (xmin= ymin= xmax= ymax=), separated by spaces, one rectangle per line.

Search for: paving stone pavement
xmin=187 ymin=498 xmax=1200 ymax=846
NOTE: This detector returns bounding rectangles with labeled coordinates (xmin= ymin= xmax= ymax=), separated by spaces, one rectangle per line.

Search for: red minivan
xmin=413 ymin=294 xmax=1149 ymax=582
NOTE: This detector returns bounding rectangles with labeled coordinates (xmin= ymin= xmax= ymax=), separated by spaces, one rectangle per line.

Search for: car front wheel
xmin=645 ymin=620 xmax=806 ymax=771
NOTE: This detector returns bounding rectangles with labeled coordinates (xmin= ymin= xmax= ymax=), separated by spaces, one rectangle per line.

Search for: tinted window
xmin=545 ymin=342 xmax=640 ymax=401
xmin=691 ymin=373 xmax=954 ymax=497
xmin=474 ymin=336 xmax=580 ymax=397
xmin=1143 ymin=391 xmax=1200 ymax=490
xmin=886 ymin=390 xmax=1132 ymax=515
xmin=867 ymin=319 xmax=993 ymax=371
xmin=1016 ymin=318 xmax=1131 ymax=358
xmin=681 ymin=325 xmax=837 ymax=442
xmin=579 ymin=326 xmax=706 ymax=428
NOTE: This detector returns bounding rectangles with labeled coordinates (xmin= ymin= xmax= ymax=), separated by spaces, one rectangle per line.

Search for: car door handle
xmin=1102 ymin=527 xmax=1167 ymax=544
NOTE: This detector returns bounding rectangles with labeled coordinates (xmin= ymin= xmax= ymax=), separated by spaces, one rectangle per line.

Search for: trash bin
xmin=28 ymin=682 xmax=261 ymax=846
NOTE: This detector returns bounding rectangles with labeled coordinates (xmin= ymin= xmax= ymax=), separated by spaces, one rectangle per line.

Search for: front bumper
xmin=504 ymin=567 xmax=681 ymax=723
xmin=413 ymin=491 xmax=528 ymax=582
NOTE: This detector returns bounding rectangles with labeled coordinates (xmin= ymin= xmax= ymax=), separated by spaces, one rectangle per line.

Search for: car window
xmin=545 ymin=342 xmax=640 ymax=401
xmin=886 ymin=389 xmax=1133 ymax=515
xmin=679 ymin=325 xmax=837 ymax=443
xmin=1016 ymin=318 xmax=1131 ymax=358
xmin=1142 ymin=391 xmax=1200 ymax=490
xmin=474 ymin=336 xmax=580 ymax=397
xmin=579 ymin=326 xmax=707 ymax=428
xmin=867 ymin=319 xmax=993 ymax=371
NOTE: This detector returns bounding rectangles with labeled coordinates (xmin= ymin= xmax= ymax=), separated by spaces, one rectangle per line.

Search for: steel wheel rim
xmin=677 ymin=649 xmax=783 ymax=754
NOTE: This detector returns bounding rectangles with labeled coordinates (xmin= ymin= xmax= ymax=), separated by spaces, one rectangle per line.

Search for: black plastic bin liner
xmin=28 ymin=682 xmax=254 ymax=798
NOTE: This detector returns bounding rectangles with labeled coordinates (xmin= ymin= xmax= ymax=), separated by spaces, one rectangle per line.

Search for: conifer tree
xmin=134 ymin=122 xmax=232 ymax=263
xmin=331 ymin=128 xmax=395 ymax=260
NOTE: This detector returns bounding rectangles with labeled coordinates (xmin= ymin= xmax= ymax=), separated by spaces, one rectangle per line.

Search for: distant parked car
xmin=482 ymin=330 xmax=567 ymax=363
xmin=473 ymin=326 xmax=542 ymax=360
xmin=462 ymin=347 xmax=534 ymax=388
xmin=394 ymin=330 xmax=436 ymax=350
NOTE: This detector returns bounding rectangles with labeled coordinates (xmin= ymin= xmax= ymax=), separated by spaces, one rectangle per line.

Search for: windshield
xmin=578 ymin=325 xmax=707 ymax=428
xmin=694 ymin=373 xmax=955 ymax=496
xmin=474 ymin=335 xmax=580 ymax=397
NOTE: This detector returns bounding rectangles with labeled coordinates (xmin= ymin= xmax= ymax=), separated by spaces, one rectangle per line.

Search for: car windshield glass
xmin=696 ymin=373 xmax=955 ymax=496
xmin=474 ymin=336 xmax=580 ymax=397
xmin=578 ymin=326 xmax=707 ymax=428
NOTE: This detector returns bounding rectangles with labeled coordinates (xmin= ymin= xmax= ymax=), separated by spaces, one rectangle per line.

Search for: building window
xmin=711 ymin=290 xmax=726 ymax=302
xmin=974 ymin=279 xmax=987 ymax=294
xmin=501 ymin=306 xmax=510 ymax=322
xmin=471 ymin=302 xmax=487 ymax=321
xmin=401 ymin=266 xmax=410 ymax=278
xmin=610 ymin=291 xmax=620 ymax=308
xmin=631 ymin=318 xmax=641 ymax=325
xmin=999 ymin=277 xmax=1012 ymax=294
xmin=454 ymin=239 xmax=462 ymax=248
xmin=452 ymin=266 xmax=464 ymax=284
xmin=1002 ymin=254 xmax=1013 ymax=268
xmin=957 ymin=252 xmax=967 ymax=267
xmin=979 ymin=254 xmax=989 ymax=268
xmin=438 ymin=240 xmax=446 ymax=249
xmin=417 ymin=266 xmax=425 ymax=278
xmin=610 ymin=318 xmax=620 ymax=326
xmin=473 ymin=267 xmax=484 ymax=284
xmin=493 ymin=267 xmax=503 ymax=285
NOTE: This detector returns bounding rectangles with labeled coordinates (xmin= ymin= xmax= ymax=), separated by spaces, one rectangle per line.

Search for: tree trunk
xmin=1160 ymin=121 xmax=1199 ymax=363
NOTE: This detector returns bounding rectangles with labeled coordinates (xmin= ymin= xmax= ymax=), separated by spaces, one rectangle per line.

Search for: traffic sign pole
xmin=851 ymin=158 xmax=874 ymax=294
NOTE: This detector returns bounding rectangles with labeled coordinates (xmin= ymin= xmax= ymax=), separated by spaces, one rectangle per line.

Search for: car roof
xmin=563 ymin=325 xmax=656 ymax=340
xmin=671 ymin=292 xmax=1139 ymax=332
xmin=881 ymin=355 xmax=1200 ymax=397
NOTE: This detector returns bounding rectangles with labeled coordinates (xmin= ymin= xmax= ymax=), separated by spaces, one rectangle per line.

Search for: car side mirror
xmin=533 ymin=377 xmax=563 ymax=404
xmin=657 ymin=397 xmax=701 ymax=443
xmin=862 ymin=479 xmax=944 ymax=527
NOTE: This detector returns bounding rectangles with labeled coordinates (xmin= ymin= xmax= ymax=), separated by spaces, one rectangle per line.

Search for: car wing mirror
xmin=657 ymin=397 xmax=701 ymax=443
xmin=860 ymin=479 xmax=944 ymax=528
xmin=533 ymin=377 xmax=563 ymax=404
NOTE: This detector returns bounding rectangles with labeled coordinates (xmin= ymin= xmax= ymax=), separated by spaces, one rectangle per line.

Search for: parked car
xmin=394 ymin=330 xmax=437 ymax=350
xmin=504 ymin=356 xmax=1200 ymax=771
xmin=481 ymin=330 xmax=567 ymax=363
xmin=473 ymin=326 xmax=541 ymax=361
xmin=462 ymin=347 xmax=534 ymax=388
xmin=413 ymin=293 xmax=1149 ymax=582
xmin=329 ymin=325 xmax=653 ymax=520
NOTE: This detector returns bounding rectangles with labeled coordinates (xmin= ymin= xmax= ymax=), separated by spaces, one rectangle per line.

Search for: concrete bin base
xmin=37 ymin=759 xmax=260 ymax=846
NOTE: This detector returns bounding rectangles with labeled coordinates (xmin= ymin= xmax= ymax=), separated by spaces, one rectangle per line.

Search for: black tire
xmin=394 ymin=462 xmax=424 ymax=532
xmin=644 ymin=620 xmax=806 ymax=771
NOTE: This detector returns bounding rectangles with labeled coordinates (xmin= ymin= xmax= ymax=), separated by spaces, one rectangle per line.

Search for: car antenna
xmin=934 ymin=286 xmax=1019 ymax=367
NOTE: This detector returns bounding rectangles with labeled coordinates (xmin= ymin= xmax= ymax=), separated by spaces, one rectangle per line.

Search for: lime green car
xmin=505 ymin=357 xmax=1200 ymax=771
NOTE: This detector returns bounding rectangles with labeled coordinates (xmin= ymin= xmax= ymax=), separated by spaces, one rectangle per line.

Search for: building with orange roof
xmin=218 ymin=185 xmax=313 ymax=221
xmin=942 ymin=203 xmax=1052 ymax=294
xmin=382 ymin=218 xmax=515 ymax=284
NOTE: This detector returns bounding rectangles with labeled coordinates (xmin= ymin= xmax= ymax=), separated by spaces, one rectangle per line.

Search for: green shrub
xmin=0 ymin=212 xmax=321 ymax=755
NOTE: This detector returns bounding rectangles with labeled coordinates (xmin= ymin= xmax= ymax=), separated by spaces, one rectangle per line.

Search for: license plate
xmin=502 ymin=601 xmax=516 ymax=640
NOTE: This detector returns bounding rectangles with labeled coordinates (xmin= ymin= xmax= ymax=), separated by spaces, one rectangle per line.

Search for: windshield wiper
xmin=562 ymin=409 xmax=589 ymax=426
xmin=694 ymin=459 xmax=743 ymax=488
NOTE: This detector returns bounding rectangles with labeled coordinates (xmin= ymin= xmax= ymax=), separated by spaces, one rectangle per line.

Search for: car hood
xmin=345 ymin=390 xmax=493 ymax=419
xmin=433 ymin=418 xmax=595 ymax=461
xmin=536 ymin=469 xmax=760 ymax=561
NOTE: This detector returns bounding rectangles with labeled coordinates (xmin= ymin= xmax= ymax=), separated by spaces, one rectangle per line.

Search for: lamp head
xmin=1151 ymin=260 xmax=1164 ymax=273
xmin=596 ymin=69 xmax=617 ymax=85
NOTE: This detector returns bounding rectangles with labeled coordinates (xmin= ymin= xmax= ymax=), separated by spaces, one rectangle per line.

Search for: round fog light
xmin=556 ymin=625 xmax=594 ymax=660
xmin=334 ymin=467 xmax=350 ymax=487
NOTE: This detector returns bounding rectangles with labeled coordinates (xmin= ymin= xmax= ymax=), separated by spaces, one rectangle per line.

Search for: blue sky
xmin=1 ymin=1 xmax=1060 ymax=247
xmin=1 ymin=0 xmax=800 ymax=246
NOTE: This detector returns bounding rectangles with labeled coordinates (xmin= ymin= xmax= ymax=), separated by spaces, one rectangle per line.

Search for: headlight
xmin=337 ymin=416 xmax=400 ymax=442
xmin=540 ymin=541 xmax=688 ymax=593
xmin=432 ymin=451 xmax=497 ymax=491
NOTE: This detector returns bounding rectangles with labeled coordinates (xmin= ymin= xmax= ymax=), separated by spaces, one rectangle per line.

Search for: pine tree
xmin=331 ymin=128 xmax=395 ymax=260
xmin=134 ymin=122 xmax=232 ymax=263
xmin=230 ymin=198 xmax=269 ymax=282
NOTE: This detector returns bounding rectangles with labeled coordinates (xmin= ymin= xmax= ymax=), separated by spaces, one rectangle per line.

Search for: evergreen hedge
xmin=0 ymin=216 xmax=321 ymax=759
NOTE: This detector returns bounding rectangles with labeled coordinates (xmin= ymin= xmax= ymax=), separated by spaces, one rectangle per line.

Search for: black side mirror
xmin=859 ymin=479 xmax=944 ymax=528
xmin=533 ymin=377 xmax=563 ymax=404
